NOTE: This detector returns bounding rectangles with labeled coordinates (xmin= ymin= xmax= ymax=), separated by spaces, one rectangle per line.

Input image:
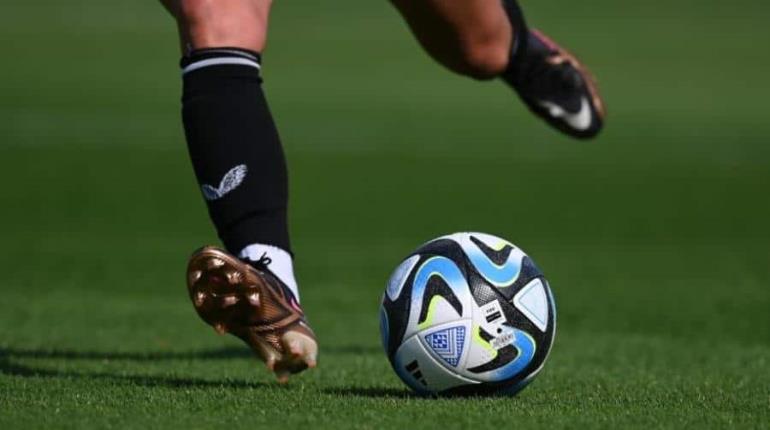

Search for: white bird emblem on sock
xmin=201 ymin=164 xmax=248 ymax=201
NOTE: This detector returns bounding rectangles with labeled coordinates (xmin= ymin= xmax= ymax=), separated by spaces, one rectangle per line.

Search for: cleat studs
xmin=206 ymin=258 xmax=225 ymax=270
xmin=247 ymin=292 xmax=261 ymax=306
xmin=186 ymin=247 xmax=320 ymax=381
xmin=225 ymin=270 xmax=241 ymax=285
xmin=221 ymin=295 xmax=238 ymax=307
xmin=188 ymin=270 xmax=203 ymax=285
xmin=194 ymin=291 xmax=207 ymax=307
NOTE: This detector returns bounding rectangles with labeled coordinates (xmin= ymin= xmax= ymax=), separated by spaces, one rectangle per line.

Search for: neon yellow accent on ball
xmin=489 ymin=239 xmax=509 ymax=251
xmin=417 ymin=295 xmax=445 ymax=330
xmin=472 ymin=324 xmax=498 ymax=359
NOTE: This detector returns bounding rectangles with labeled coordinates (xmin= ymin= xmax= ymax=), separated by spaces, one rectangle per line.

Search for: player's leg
xmin=390 ymin=0 xmax=606 ymax=138
xmin=160 ymin=0 xmax=270 ymax=52
xmin=160 ymin=0 xmax=317 ymax=381
xmin=389 ymin=0 xmax=513 ymax=80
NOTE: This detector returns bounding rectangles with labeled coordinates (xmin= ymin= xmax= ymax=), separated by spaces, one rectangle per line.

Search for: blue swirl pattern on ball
xmin=380 ymin=232 xmax=555 ymax=396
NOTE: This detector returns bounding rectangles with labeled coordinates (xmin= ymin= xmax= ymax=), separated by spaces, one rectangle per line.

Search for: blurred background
xmin=1 ymin=0 xmax=768 ymax=427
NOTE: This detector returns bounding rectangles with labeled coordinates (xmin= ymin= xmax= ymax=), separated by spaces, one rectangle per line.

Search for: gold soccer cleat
xmin=186 ymin=246 xmax=318 ymax=382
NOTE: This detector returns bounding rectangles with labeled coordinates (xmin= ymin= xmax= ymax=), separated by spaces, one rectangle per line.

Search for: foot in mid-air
xmin=390 ymin=0 xmax=606 ymax=140
xmin=186 ymin=246 xmax=318 ymax=382
xmin=503 ymin=29 xmax=606 ymax=139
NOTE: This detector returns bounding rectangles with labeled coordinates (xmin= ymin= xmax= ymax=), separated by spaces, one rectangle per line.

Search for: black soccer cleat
xmin=504 ymin=29 xmax=606 ymax=139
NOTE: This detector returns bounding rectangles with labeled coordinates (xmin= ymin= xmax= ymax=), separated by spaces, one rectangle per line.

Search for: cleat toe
xmin=194 ymin=291 xmax=207 ymax=307
xmin=214 ymin=323 xmax=227 ymax=335
xmin=288 ymin=340 xmax=303 ymax=357
xmin=306 ymin=353 xmax=318 ymax=368
xmin=265 ymin=357 xmax=277 ymax=371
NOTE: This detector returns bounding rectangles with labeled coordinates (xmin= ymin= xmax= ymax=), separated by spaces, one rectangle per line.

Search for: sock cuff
xmin=239 ymin=243 xmax=292 ymax=262
xmin=239 ymin=243 xmax=300 ymax=300
xmin=180 ymin=48 xmax=262 ymax=75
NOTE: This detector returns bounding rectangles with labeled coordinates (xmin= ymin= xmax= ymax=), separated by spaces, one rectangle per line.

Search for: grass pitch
xmin=1 ymin=0 xmax=769 ymax=428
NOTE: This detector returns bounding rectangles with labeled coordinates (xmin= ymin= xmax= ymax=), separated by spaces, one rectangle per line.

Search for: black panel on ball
xmin=382 ymin=234 xmax=557 ymax=397
xmin=382 ymin=255 xmax=422 ymax=358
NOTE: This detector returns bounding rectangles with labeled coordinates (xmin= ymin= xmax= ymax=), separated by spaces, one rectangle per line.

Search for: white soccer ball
xmin=379 ymin=232 xmax=556 ymax=395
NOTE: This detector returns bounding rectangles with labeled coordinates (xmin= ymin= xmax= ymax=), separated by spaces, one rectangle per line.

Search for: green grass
xmin=1 ymin=0 xmax=769 ymax=428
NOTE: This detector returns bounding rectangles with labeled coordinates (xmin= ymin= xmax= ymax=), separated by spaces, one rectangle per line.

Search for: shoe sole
xmin=186 ymin=246 xmax=317 ymax=379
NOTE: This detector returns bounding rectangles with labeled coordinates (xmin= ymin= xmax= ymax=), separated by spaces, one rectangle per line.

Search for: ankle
xmin=239 ymin=243 xmax=300 ymax=301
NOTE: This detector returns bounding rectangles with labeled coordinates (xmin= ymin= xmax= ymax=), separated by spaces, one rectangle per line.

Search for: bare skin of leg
xmin=389 ymin=0 xmax=514 ymax=80
xmin=159 ymin=0 xmax=271 ymax=54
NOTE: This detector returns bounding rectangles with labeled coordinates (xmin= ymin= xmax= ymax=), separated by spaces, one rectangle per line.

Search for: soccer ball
xmin=379 ymin=232 xmax=556 ymax=396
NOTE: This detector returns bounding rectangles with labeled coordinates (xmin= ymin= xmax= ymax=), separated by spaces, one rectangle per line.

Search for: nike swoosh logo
xmin=538 ymin=97 xmax=592 ymax=131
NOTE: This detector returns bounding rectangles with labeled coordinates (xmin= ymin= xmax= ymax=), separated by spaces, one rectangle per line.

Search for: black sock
xmin=501 ymin=0 xmax=530 ymax=73
xmin=181 ymin=48 xmax=291 ymax=254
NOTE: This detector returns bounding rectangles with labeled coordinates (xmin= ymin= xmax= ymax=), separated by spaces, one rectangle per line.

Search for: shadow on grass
xmin=323 ymin=386 xmax=414 ymax=399
xmin=0 ymin=345 xmax=385 ymax=393
xmin=0 ymin=345 xmax=251 ymax=361
xmin=0 ymin=344 xmax=380 ymax=361
xmin=323 ymin=344 xmax=382 ymax=355
xmin=1 ymin=348 xmax=503 ymax=399
xmin=0 ymin=347 xmax=269 ymax=390
xmin=323 ymin=386 xmax=527 ymax=400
